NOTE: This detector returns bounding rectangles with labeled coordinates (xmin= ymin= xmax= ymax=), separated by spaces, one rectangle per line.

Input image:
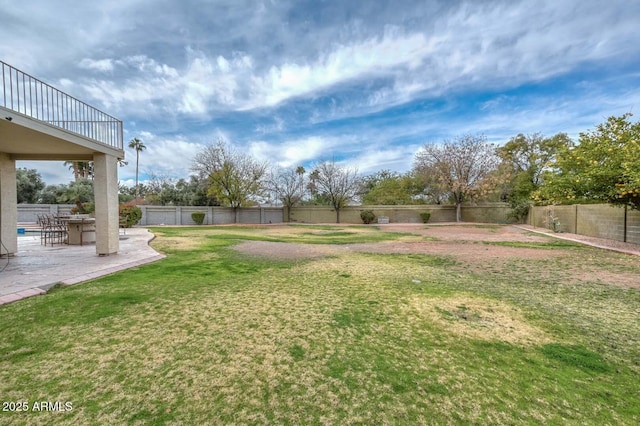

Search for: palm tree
xmin=64 ymin=161 xmax=93 ymax=181
xmin=128 ymin=137 xmax=146 ymax=198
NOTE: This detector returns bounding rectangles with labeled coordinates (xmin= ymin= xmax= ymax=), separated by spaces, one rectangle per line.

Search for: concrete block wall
xmin=135 ymin=206 xmax=285 ymax=226
xmin=626 ymin=208 xmax=640 ymax=244
xmin=17 ymin=204 xmax=74 ymax=222
xmin=288 ymin=204 xmax=511 ymax=224
xmin=576 ymin=204 xmax=625 ymax=241
xmin=528 ymin=205 xmax=576 ymax=232
xmin=211 ymin=208 xmax=235 ymax=224
xmin=528 ymin=204 xmax=640 ymax=243
xmin=141 ymin=206 xmax=177 ymax=225
xmin=462 ymin=205 xmax=514 ymax=224
xmin=20 ymin=204 xmax=512 ymax=226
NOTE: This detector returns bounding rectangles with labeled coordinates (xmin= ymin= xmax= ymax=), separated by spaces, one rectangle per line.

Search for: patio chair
xmin=119 ymin=214 xmax=129 ymax=235
xmin=42 ymin=215 xmax=68 ymax=246
xmin=37 ymin=214 xmax=47 ymax=241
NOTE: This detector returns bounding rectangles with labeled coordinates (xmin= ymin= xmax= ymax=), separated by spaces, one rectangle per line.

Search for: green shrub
xmin=360 ymin=210 xmax=376 ymax=224
xmin=71 ymin=202 xmax=94 ymax=215
xmin=419 ymin=211 xmax=431 ymax=223
xmin=119 ymin=204 xmax=142 ymax=228
xmin=507 ymin=200 xmax=532 ymax=223
xmin=192 ymin=211 xmax=206 ymax=225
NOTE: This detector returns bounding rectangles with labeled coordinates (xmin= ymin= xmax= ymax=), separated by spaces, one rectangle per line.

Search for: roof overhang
xmin=0 ymin=106 xmax=125 ymax=161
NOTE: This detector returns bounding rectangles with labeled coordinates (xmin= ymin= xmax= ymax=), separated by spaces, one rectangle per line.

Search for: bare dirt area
xmin=233 ymin=224 xmax=558 ymax=261
xmin=382 ymin=223 xmax=551 ymax=243
xmin=230 ymin=224 xmax=640 ymax=289
xmin=347 ymin=240 xmax=554 ymax=261
xmin=233 ymin=240 xmax=346 ymax=260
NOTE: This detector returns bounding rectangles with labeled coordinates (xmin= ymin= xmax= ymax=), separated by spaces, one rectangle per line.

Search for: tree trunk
xmin=135 ymin=152 xmax=140 ymax=198
xmin=73 ymin=162 xmax=80 ymax=181
xmin=456 ymin=202 xmax=462 ymax=222
xmin=336 ymin=208 xmax=341 ymax=224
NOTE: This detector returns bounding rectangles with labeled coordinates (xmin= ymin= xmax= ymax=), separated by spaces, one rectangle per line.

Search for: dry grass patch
xmin=150 ymin=231 xmax=208 ymax=252
xmin=407 ymin=295 xmax=553 ymax=346
xmin=232 ymin=240 xmax=342 ymax=259
xmin=1 ymin=224 xmax=638 ymax=425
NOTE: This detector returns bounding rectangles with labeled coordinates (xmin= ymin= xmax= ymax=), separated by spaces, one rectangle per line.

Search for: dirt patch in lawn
xmin=382 ymin=223 xmax=551 ymax=242
xmin=347 ymin=240 xmax=554 ymax=261
xmin=229 ymin=225 xmax=640 ymax=289
xmin=231 ymin=227 xmax=553 ymax=262
xmin=233 ymin=240 xmax=346 ymax=260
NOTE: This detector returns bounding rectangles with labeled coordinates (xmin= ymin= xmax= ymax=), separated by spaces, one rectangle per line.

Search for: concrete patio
xmin=0 ymin=227 xmax=165 ymax=305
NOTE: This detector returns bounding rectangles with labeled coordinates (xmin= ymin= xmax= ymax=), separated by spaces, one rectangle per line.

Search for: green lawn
xmin=1 ymin=225 xmax=639 ymax=425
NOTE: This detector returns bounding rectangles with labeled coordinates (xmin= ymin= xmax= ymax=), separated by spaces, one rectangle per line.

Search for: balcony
xmin=1 ymin=61 xmax=124 ymax=257
xmin=0 ymin=60 xmax=123 ymax=159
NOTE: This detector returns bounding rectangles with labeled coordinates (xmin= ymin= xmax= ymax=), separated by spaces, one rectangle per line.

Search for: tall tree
xmin=268 ymin=166 xmax=307 ymax=221
xmin=308 ymin=160 xmax=360 ymax=223
xmin=40 ymin=184 xmax=68 ymax=204
xmin=64 ymin=161 xmax=93 ymax=181
xmin=360 ymin=170 xmax=420 ymax=205
xmin=414 ymin=135 xmax=501 ymax=222
xmin=497 ymin=133 xmax=572 ymax=220
xmin=192 ymin=139 xmax=267 ymax=220
xmin=128 ymin=137 xmax=147 ymax=198
xmin=145 ymin=172 xmax=178 ymax=206
xmin=536 ymin=114 xmax=640 ymax=209
xmin=16 ymin=168 xmax=45 ymax=203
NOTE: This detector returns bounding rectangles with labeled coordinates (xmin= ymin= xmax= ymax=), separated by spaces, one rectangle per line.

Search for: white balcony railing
xmin=1 ymin=60 xmax=123 ymax=150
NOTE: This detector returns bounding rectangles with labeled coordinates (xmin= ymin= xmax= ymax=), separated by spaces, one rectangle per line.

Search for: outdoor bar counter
xmin=66 ymin=217 xmax=96 ymax=245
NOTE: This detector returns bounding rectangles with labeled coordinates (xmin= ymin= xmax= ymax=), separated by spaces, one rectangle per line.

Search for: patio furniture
xmin=377 ymin=216 xmax=390 ymax=224
xmin=119 ymin=214 xmax=129 ymax=235
xmin=41 ymin=215 xmax=68 ymax=246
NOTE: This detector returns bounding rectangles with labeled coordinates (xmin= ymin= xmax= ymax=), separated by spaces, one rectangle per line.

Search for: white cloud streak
xmin=5 ymin=0 xmax=640 ymax=185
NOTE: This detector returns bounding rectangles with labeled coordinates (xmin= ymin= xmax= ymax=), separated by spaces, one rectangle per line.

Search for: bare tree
xmin=308 ymin=160 xmax=360 ymax=223
xmin=268 ymin=166 xmax=307 ymax=221
xmin=145 ymin=171 xmax=177 ymax=206
xmin=192 ymin=139 xmax=267 ymax=220
xmin=414 ymin=135 xmax=500 ymax=222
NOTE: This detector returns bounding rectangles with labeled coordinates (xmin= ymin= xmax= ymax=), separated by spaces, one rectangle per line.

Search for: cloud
xmin=5 ymin=0 xmax=640 ymax=187
xmin=345 ymin=145 xmax=422 ymax=175
xmin=79 ymin=58 xmax=115 ymax=72
xmin=249 ymin=136 xmax=348 ymax=168
xmin=246 ymin=26 xmax=428 ymax=108
xmin=46 ymin=0 xmax=639 ymax=122
xmin=118 ymin=132 xmax=206 ymax=185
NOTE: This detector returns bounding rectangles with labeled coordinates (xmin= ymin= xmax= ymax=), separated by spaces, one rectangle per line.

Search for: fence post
xmin=176 ymin=206 xmax=182 ymax=225
xmin=574 ymin=204 xmax=578 ymax=234
xmin=139 ymin=206 xmax=145 ymax=226
xmin=624 ymin=205 xmax=628 ymax=242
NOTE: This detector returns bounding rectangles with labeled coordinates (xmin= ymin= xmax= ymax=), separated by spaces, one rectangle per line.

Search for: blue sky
xmin=1 ymin=0 xmax=639 ymax=186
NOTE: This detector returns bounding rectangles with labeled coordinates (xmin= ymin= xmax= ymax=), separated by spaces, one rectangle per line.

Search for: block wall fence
xmin=527 ymin=204 xmax=640 ymax=244
xmin=17 ymin=203 xmax=513 ymax=226
xmin=17 ymin=203 xmax=640 ymax=245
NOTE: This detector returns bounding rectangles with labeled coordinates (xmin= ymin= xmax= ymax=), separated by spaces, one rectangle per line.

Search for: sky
xmin=1 ymin=0 xmax=639 ymax=187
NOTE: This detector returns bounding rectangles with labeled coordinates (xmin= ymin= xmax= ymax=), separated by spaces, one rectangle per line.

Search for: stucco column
xmin=93 ymin=153 xmax=119 ymax=255
xmin=0 ymin=152 xmax=17 ymax=256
